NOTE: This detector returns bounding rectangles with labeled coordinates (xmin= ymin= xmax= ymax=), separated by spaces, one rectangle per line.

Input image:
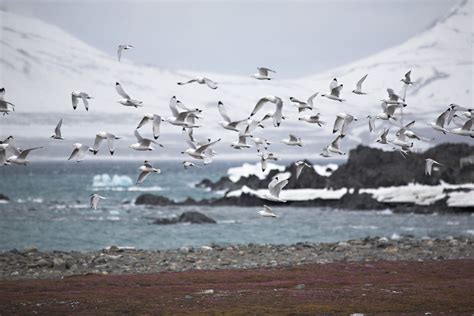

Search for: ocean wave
xmin=0 ymin=200 xmax=9 ymax=204
xmin=92 ymin=174 xmax=133 ymax=188
xmin=466 ymin=230 xmax=474 ymax=235
xmin=348 ymin=225 xmax=378 ymax=230
xmin=127 ymin=186 xmax=166 ymax=192
xmin=377 ymin=209 xmax=393 ymax=215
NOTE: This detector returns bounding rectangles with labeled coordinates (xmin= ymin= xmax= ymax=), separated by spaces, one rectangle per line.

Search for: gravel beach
xmin=1 ymin=236 xmax=472 ymax=280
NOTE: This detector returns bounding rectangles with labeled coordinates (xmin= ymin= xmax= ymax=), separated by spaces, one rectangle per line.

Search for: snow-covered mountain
xmin=0 ymin=0 xmax=472 ymax=160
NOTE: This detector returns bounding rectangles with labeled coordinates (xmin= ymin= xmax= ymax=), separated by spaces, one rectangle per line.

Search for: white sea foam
xmin=226 ymin=186 xmax=347 ymax=201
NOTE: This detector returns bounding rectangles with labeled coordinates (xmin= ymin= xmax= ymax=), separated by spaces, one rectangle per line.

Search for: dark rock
xmin=338 ymin=192 xmax=386 ymax=210
xmin=0 ymin=193 xmax=9 ymax=201
xmin=135 ymin=194 xmax=174 ymax=205
xmin=153 ymin=211 xmax=216 ymax=225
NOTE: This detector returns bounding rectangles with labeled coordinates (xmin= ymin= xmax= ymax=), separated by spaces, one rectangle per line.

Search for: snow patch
xmin=227 ymin=163 xmax=285 ymax=182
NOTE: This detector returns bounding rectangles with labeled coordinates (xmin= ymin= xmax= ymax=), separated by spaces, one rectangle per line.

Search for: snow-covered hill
xmin=0 ymin=0 xmax=472 ymax=160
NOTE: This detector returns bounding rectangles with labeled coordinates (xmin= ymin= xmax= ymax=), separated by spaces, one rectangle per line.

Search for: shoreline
xmin=1 ymin=235 xmax=472 ymax=280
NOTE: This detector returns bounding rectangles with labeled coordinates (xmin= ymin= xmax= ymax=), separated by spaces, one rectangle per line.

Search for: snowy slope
xmin=0 ymin=0 xmax=472 ymax=160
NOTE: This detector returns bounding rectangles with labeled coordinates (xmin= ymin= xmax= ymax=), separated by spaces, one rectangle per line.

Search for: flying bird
xmin=258 ymin=176 xmax=288 ymax=202
xmin=0 ymin=88 xmax=16 ymax=115
xmin=177 ymin=76 xmax=218 ymax=89
xmin=352 ymin=74 xmax=368 ymax=95
xmin=217 ymin=101 xmax=246 ymax=132
xmin=51 ymin=118 xmax=64 ymax=140
xmin=117 ymin=44 xmax=133 ymax=62
xmin=130 ymin=130 xmax=163 ymax=151
xmin=137 ymin=114 xmax=164 ymax=140
xmin=251 ymin=67 xmax=276 ymax=80
xmin=115 ymin=82 xmax=143 ymax=107
xmin=68 ymin=143 xmax=92 ymax=162
xmin=281 ymin=134 xmax=303 ymax=147
xmin=90 ymin=194 xmax=106 ymax=210
xmin=71 ymin=91 xmax=92 ymax=111
xmin=425 ymin=158 xmax=441 ymax=176
xmin=289 ymin=92 xmax=319 ymax=112
xmin=6 ymin=147 xmax=42 ymax=165
xmin=327 ymin=135 xmax=346 ymax=155
xmin=321 ymin=78 xmax=344 ymax=102
xmin=428 ymin=108 xmax=451 ymax=134
xmin=136 ymin=160 xmax=161 ymax=184
xmin=295 ymin=160 xmax=311 ymax=180
xmin=258 ymin=205 xmax=278 ymax=218
xmin=249 ymin=96 xmax=284 ymax=127
xmin=401 ymin=70 xmax=414 ymax=85
xmin=91 ymin=132 xmax=120 ymax=155
xmin=333 ymin=113 xmax=358 ymax=137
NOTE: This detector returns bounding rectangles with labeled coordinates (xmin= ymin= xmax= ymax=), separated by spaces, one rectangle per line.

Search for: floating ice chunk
xmin=92 ymin=174 xmax=133 ymax=188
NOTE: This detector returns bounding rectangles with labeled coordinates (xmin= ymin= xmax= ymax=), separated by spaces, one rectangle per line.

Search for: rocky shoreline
xmin=1 ymin=236 xmax=472 ymax=280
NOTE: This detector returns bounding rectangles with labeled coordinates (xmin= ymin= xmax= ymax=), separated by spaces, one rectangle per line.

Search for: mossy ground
xmin=0 ymin=259 xmax=473 ymax=315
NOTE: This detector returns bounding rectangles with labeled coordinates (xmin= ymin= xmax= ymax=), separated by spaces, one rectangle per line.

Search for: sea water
xmin=0 ymin=161 xmax=473 ymax=251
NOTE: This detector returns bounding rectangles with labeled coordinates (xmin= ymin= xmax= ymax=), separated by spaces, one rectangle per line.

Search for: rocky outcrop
xmin=135 ymin=194 xmax=174 ymax=205
xmin=0 ymin=194 xmax=10 ymax=201
xmin=327 ymin=143 xmax=474 ymax=189
xmin=153 ymin=211 xmax=216 ymax=225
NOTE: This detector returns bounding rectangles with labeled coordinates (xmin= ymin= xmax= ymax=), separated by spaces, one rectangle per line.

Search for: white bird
xmin=137 ymin=114 xmax=164 ymax=140
xmin=321 ymin=78 xmax=344 ymax=102
xmin=231 ymin=135 xmax=252 ymax=149
xmin=425 ymin=158 xmax=441 ymax=176
xmin=115 ymin=82 xmax=143 ymax=107
xmin=6 ymin=147 xmax=42 ymax=165
xmin=401 ymin=70 xmax=414 ymax=85
xmin=182 ymin=138 xmax=221 ymax=163
xmin=0 ymin=88 xmax=15 ymax=115
xmin=390 ymin=130 xmax=413 ymax=149
xmin=281 ymin=134 xmax=303 ymax=147
xmin=130 ymin=130 xmax=163 ymax=151
xmin=182 ymin=161 xmax=199 ymax=169
xmin=166 ymin=97 xmax=201 ymax=128
xmin=90 ymin=194 xmax=106 ymax=210
xmin=450 ymin=118 xmax=473 ymax=137
xmin=352 ymin=74 xmax=368 ymax=95
xmin=217 ymin=101 xmax=246 ymax=132
xmin=50 ymin=118 xmax=64 ymax=140
xmin=71 ymin=91 xmax=93 ymax=111
xmin=299 ymin=113 xmax=325 ymax=126
xmin=251 ymin=67 xmax=276 ymax=80
xmin=327 ymin=135 xmax=346 ymax=155
xmin=376 ymin=128 xmax=390 ymax=144
xmin=0 ymin=144 xmax=9 ymax=165
xmin=383 ymin=88 xmax=406 ymax=106
xmin=91 ymin=132 xmax=120 ymax=155
xmin=320 ymin=146 xmax=331 ymax=157
xmin=396 ymin=121 xmax=423 ymax=141
xmin=136 ymin=160 xmax=161 ymax=184
xmin=253 ymin=137 xmax=271 ymax=151
xmin=258 ymin=176 xmax=288 ymax=202
xmin=68 ymin=143 xmax=92 ymax=162
xmin=249 ymin=96 xmax=284 ymax=127
xmin=367 ymin=102 xmax=405 ymax=131
xmin=117 ymin=44 xmax=133 ymax=62
xmin=177 ymin=76 xmax=218 ymax=89
xmin=333 ymin=113 xmax=358 ymax=137
xmin=428 ymin=108 xmax=451 ymax=134
xmin=258 ymin=205 xmax=278 ymax=218
xmin=295 ymin=160 xmax=311 ymax=180
xmin=447 ymin=104 xmax=472 ymax=125
xmin=289 ymin=92 xmax=318 ymax=112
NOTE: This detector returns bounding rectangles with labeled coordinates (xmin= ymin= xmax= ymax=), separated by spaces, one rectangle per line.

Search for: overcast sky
xmin=1 ymin=0 xmax=457 ymax=78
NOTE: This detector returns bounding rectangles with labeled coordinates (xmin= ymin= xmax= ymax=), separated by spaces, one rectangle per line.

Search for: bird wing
xmin=331 ymin=135 xmax=342 ymax=149
xmin=169 ymin=97 xmax=180 ymax=117
xmin=272 ymin=98 xmax=283 ymax=127
xmin=307 ymin=92 xmax=319 ymax=108
xmin=134 ymin=129 xmax=144 ymax=142
xmin=0 ymin=149 xmax=6 ymax=165
xmin=55 ymin=119 xmax=63 ymax=137
xmin=18 ymin=147 xmax=41 ymax=160
xmin=329 ymin=78 xmax=338 ymax=91
xmin=106 ymin=134 xmax=116 ymax=153
xmin=289 ymin=134 xmax=298 ymax=142
xmin=425 ymin=159 xmax=433 ymax=175
xmin=333 ymin=115 xmax=344 ymax=133
xmin=296 ymin=164 xmax=304 ymax=179
xmin=218 ymin=102 xmax=231 ymax=122
xmin=203 ymin=78 xmax=218 ymax=89
xmin=462 ymin=118 xmax=473 ymax=131
xmin=404 ymin=120 xmax=415 ymax=129
xmin=137 ymin=116 xmax=151 ymax=129
xmin=152 ymin=115 xmax=162 ymax=139
xmin=385 ymin=105 xmax=397 ymax=116
xmin=331 ymin=84 xmax=343 ymax=97
xmin=195 ymin=138 xmax=221 ymax=154
xmin=269 ymin=179 xmax=288 ymax=198
xmin=258 ymin=67 xmax=275 ymax=76
xmin=436 ymin=109 xmax=450 ymax=127
xmin=93 ymin=135 xmax=104 ymax=152
xmin=250 ymin=97 xmax=269 ymax=116
xmin=67 ymin=147 xmax=79 ymax=161
xmin=144 ymin=161 xmax=153 ymax=168
xmin=136 ymin=170 xmax=150 ymax=184
xmin=260 ymin=156 xmax=267 ymax=172
xmin=263 ymin=205 xmax=273 ymax=213
xmin=387 ymin=88 xmax=398 ymax=101
xmin=238 ymin=135 xmax=248 ymax=144
xmin=396 ymin=129 xmax=406 ymax=142
xmin=356 ymin=74 xmax=368 ymax=91
xmin=115 ymin=82 xmax=130 ymax=99
xmin=79 ymin=93 xmax=90 ymax=111
xmin=405 ymin=70 xmax=411 ymax=82
xmin=90 ymin=195 xmax=98 ymax=209
xmin=71 ymin=94 xmax=79 ymax=109
xmin=368 ymin=116 xmax=375 ymax=132
xmin=117 ymin=46 xmax=122 ymax=61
